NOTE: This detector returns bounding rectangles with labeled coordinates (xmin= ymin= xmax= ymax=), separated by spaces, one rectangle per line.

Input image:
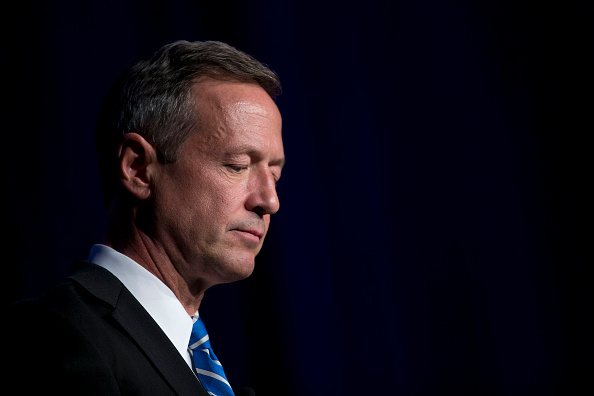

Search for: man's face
xmin=150 ymin=78 xmax=284 ymax=287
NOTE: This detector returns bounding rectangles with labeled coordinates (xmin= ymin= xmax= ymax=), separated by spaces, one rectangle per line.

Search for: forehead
xmin=187 ymin=78 xmax=284 ymax=157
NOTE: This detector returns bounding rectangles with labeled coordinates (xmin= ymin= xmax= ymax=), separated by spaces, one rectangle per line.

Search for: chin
xmin=217 ymin=254 xmax=256 ymax=283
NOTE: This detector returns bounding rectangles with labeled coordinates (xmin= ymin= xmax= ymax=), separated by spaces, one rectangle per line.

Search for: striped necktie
xmin=189 ymin=313 xmax=235 ymax=396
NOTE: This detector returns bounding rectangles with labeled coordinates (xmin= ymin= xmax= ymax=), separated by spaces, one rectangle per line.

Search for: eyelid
xmin=227 ymin=164 xmax=248 ymax=173
xmin=272 ymin=172 xmax=281 ymax=187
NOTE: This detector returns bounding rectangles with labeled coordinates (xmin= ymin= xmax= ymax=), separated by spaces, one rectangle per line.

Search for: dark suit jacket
xmin=7 ymin=261 xmax=210 ymax=395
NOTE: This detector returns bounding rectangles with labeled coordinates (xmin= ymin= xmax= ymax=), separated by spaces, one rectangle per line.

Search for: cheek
xmin=211 ymin=175 xmax=250 ymax=209
xmin=186 ymin=179 xmax=246 ymax=228
xmin=161 ymin=165 xmax=249 ymax=226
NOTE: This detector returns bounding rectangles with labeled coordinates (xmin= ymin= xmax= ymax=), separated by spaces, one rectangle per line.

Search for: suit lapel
xmin=69 ymin=262 xmax=209 ymax=396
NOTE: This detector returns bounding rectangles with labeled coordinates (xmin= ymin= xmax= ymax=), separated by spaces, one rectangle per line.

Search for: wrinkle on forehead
xmin=225 ymin=101 xmax=275 ymax=133
xmin=228 ymin=101 xmax=269 ymax=118
xmin=191 ymin=79 xmax=281 ymax=146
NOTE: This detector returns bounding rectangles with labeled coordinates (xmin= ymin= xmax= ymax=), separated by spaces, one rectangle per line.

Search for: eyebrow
xmin=271 ymin=156 xmax=286 ymax=169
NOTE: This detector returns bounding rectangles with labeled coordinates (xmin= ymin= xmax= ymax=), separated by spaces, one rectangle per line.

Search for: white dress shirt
xmin=88 ymin=244 xmax=194 ymax=369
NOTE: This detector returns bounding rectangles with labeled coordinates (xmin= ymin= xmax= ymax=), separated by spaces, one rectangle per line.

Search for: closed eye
xmin=227 ymin=165 xmax=248 ymax=173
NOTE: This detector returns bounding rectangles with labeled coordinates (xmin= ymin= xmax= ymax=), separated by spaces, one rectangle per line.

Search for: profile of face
xmin=149 ymin=78 xmax=284 ymax=288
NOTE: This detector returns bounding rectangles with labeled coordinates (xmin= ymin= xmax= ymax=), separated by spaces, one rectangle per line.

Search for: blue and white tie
xmin=189 ymin=313 xmax=235 ymax=396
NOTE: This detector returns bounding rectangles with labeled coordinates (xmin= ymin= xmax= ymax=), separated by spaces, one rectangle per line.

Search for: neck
xmin=103 ymin=206 xmax=209 ymax=316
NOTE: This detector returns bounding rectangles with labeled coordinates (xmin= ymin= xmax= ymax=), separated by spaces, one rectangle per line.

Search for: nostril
xmin=253 ymin=206 xmax=266 ymax=218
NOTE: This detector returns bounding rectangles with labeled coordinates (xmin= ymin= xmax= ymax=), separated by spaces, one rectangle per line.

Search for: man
xmin=8 ymin=40 xmax=284 ymax=396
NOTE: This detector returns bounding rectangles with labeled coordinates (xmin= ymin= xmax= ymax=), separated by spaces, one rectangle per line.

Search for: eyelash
xmin=228 ymin=165 xmax=248 ymax=173
xmin=226 ymin=164 xmax=281 ymax=186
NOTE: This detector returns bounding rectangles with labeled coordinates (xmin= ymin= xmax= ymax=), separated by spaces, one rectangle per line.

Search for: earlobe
xmin=118 ymin=133 xmax=157 ymax=201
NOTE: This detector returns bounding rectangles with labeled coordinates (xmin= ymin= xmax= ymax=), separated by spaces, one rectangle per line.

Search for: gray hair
xmin=95 ymin=40 xmax=282 ymax=207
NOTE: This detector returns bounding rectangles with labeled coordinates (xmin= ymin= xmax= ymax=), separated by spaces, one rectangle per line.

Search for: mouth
xmin=235 ymin=228 xmax=264 ymax=238
xmin=231 ymin=228 xmax=265 ymax=244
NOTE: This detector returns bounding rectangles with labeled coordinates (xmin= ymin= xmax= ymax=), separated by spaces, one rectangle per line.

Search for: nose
xmin=245 ymin=169 xmax=280 ymax=217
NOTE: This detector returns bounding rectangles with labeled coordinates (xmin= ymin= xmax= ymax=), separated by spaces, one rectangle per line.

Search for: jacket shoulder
xmin=7 ymin=263 xmax=164 ymax=395
xmin=7 ymin=282 xmax=122 ymax=395
xmin=9 ymin=262 xmax=120 ymax=324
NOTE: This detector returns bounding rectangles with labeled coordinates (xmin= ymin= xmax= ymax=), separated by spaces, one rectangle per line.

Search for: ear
xmin=118 ymin=133 xmax=158 ymax=201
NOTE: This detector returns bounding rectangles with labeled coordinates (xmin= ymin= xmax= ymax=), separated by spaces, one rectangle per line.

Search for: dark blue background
xmin=3 ymin=1 xmax=592 ymax=394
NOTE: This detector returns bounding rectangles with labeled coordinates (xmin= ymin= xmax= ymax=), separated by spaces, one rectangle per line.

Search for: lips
xmin=235 ymin=228 xmax=264 ymax=239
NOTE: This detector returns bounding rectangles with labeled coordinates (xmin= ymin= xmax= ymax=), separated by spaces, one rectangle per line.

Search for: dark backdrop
xmin=3 ymin=1 xmax=592 ymax=395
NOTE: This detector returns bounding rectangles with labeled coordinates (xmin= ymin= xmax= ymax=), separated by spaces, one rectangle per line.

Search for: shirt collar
xmin=88 ymin=244 xmax=194 ymax=367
